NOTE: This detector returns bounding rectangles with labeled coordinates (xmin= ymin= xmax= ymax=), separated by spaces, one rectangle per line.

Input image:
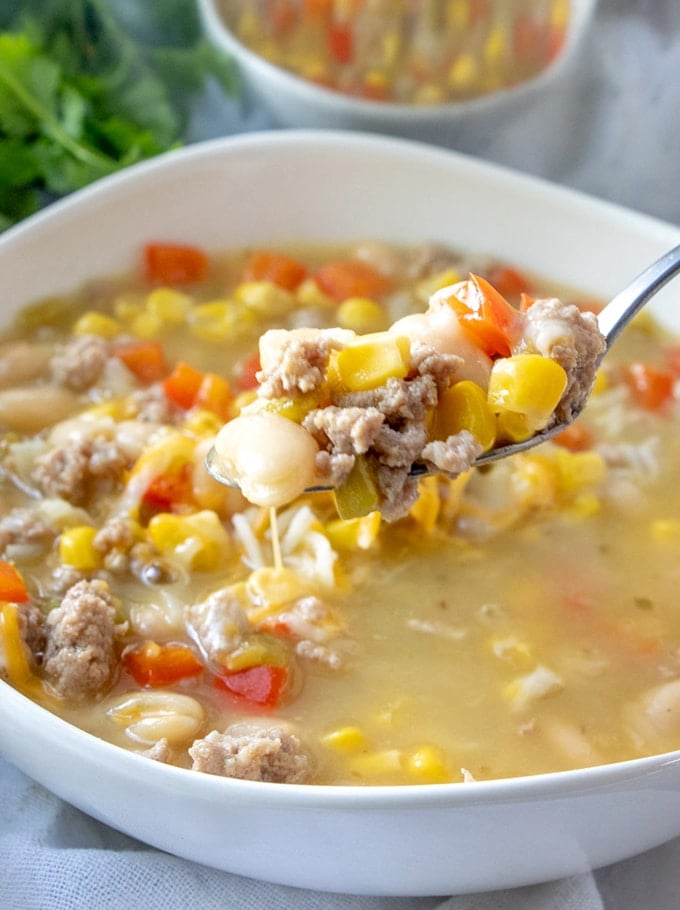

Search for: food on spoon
xmin=213 ymin=276 xmax=605 ymax=520
xmin=1 ymin=237 xmax=678 ymax=788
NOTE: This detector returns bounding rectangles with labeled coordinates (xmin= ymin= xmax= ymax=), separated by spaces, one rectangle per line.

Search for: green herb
xmin=0 ymin=0 xmax=238 ymax=231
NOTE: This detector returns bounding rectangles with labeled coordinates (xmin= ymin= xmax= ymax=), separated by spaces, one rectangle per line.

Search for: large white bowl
xmin=199 ymin=0 xmax=598 ymax=142
xmin=2 ymin=132 xmax=680 ymax=896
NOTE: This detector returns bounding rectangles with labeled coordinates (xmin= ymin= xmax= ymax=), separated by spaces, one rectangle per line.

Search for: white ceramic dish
xmin=2 ymin=131 xmax=680 ymax=897
xmin=198 ymin=0 xmax=598 ymax=142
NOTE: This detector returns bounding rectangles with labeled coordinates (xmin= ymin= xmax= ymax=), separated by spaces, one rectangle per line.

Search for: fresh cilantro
xmin=0 ymin=0 xmax=238 ymax=230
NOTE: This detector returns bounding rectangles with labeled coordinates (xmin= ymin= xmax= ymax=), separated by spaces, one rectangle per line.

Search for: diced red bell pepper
xmin=114 ymin=340 xmax=168 ymax=384
xmin=314 ymin=260 xmax=391 ymax=302
xmin=237 ymin=352 xmax=262 ymax=391
xmin=0 ymin=560 xmax=29 ymax=603
xmin=214 ymin=664 xmax=289 ymax=709
xmin=163 ymin=361 xmax=206 ymax=410
xmin=141 ymin=463 xmax=194 ymax=516
xmin=624 ymin=362 xmax=675 ymax=412
xmin=485 ymin=265 xmax=532 ymax=300
xmin=553 ymin=421 xmax=593 ymax=452
xmin=447 ymin=273 xmax=522 ymax=358
xmin=328 ymin=21 xmax=354 ymax=64
xmin=243 ymin=250 xmax=308 ymax=291
xmin=144 ymin=243 xmax=208 ymax=286
xmin=123 ymin=642 xmax=204 ymax=687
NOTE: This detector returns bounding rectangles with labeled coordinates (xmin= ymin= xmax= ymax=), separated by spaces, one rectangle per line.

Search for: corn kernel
xmin=189 ymin=300 xmax=256 ymax=342
xmin=335 ymin=333 xmax=410 ymax=392
xmin=147 ymin=510 xmax=230 ymax=571
xmin=496 ymin=410 xmax=533 ymax=443
xmin=406 ymin=745 xmax=450 ymax=783
xmin=349 ymin=749 xmax=403 ymax=778
xmin=564 ymin=492 xmax=601 ymax=520
xmin=432 ymin=380 xmax=497 ymax=451
xmin=416 ymin=268 xmax=462 ymax=302
xmin=235 ymin=281 xmax=296 ymax=317
xmin=145 ymin=288 xmax=192 ymax=325
xmin=130 ymin=310 xmax=163 ymax=340
xmin=483 ymin=27 xmax=507 ymax=66
xmin=296 ymin=278 xmax=336 ymax=309
xmin=488 ymin=355 xmax=568 ymax=431
xmin=322 ymin=726 xmax=367 ymax=752
xmin=448 ymin=53 xmax=478 ymax=91
xmin=650 ymin=519 xmax=680 ymax=542
xmin=72 ymin=311 xmax=121 ymax=339
xmin=409 ymin=476 xmax=441 ymax=533
xmin=325 ymin=511 xmax=382 ymax=550
xmin=337 ymin=297 xmax=386 ymax=334
xmin=591 ymin=369 xmax=609 ymax=395
xmin=413 ymin=83 xmax=446 ymax=105
xmin=182 ymin=409 xmax=224 ymax=437
xmin=59 ymin=525 xmax=100 ymax=571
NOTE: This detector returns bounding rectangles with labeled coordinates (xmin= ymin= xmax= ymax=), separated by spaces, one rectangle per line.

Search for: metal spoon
xmin=206 ymin=243 xmax=680 ymax=489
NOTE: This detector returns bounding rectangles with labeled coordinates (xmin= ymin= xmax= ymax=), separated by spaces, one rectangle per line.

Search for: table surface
xmin=2 ymin=1 xmax=680 ymax=908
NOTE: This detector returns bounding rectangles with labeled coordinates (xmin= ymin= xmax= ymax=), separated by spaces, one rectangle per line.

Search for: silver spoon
xmin=206 ymin=243 xmax=680 ymax=489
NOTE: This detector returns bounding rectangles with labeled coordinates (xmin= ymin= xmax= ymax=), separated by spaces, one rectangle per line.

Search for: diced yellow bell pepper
xmin=488 ymin=354 xmax=568 ymax=431
xmin=334 ymin=333 xmax=410 ymax=392
xmin=334 ymin=456 xmax=380 ymax=520
xmin=431 ymin=380 xmax=497 ymax=452
xmin=59 ymin=525 xmax=100 ymax=571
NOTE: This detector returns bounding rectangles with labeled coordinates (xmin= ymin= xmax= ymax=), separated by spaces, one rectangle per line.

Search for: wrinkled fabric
xmin=2 ymin=1 xmax=680 ymax=908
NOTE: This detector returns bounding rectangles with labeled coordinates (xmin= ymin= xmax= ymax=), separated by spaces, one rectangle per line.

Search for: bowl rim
xmin=2 ymin=129 xmax=680 ymax=811
xmin=198 ymin=0 xmax=599 ymax=121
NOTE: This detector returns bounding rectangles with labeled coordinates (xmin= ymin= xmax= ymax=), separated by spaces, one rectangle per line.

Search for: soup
xmin=1 ymin=238 xmax=680 ymax=786
xmin=221 ymin=0 xmax=569 ymax=104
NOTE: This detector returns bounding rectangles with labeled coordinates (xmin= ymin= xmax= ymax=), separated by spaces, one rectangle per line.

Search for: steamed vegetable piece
xmin=0 ymin=0 xmax=238 ymax=230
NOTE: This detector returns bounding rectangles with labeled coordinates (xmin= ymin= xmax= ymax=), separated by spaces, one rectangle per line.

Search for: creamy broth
xmin=1 ymin=239 xmax=679 ymax=786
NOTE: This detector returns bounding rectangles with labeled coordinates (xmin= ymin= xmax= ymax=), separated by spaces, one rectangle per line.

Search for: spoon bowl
xmin=207 ymin=243 xmax=680 ymax=492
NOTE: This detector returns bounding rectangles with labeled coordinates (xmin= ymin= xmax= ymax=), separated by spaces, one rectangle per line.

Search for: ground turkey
xmin=42 ymin=579 xmax=119 ymax=699
xmin=185 ymin=588 xmax=250 ymax=666
xmin=32 ymin=433 xmax=134 ymax=505
xmin=189 ymin=724 xmax=313 ymax=783
xmin=50 ymin=335 xmax=111 ymax=392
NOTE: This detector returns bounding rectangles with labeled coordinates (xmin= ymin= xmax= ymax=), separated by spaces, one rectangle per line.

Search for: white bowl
xmin=199 ymin=0 xmax=598 ymax=142
xmin=2 ymin=131 xmax=680 ymax=896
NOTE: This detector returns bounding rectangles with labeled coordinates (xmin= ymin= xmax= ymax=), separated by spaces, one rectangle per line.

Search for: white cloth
xmin=2 ymin=1 xmax=680 ymax=907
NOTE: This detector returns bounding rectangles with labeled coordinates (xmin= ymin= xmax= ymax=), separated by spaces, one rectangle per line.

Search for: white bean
xmin=0 ymin=342 xmax=52 ymax=388
xmin=0 ymin=386 xmax=81 ymax=433
xmin=106 ymin=690 xmax=204 ymax=745
xmin=213 ymin=412 xmax=319 ymax=508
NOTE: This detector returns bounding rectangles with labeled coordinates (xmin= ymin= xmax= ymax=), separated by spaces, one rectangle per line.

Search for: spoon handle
xmin=598 ymin=243 xmax=680 ymax=347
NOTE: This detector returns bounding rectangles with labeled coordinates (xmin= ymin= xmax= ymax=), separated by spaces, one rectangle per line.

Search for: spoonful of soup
xmin=207 ymin=244 xmax=680 ymax=522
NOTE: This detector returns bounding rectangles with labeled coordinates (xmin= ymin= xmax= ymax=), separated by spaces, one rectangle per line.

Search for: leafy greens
xmin=0 ymin=0 xmax=238 ymax=231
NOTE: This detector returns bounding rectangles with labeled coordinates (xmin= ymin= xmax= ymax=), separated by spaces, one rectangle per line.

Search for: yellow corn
xmin=321 ymin=726 xmax=367 ymax=753
xmin=72 ymin=311 xmax=120 ymax=339
xmin=182 ymin=409 xmax=224 ymax=437
xmin=189 ymin=300 xmax=256 ymax=342
xmin=551 ymin=448 xmax=606 ymax=492
xmin=296 ymin=278 xmax=336 ymax=309
xmin=130 ymin=310 xmax=163 ymax=340
xmin=483 ymin=27 xmax=507 ymax=66
xmin=349 ymin=749 xmax=403 ymax=778
xmin=409 ymin=476 xmax=441 ymax=532
xmin=413 ymin=83 xmax=447 ymax=105
xmin=495 ymin=410 xmax=533 ymax=443
xmin=591 ymin=369 xmax=609 ymax=396
xmin=258 ymin=390 xmax=325 ymax=424
xmin=406 ymin=745 xmax=450 ymax=783
xmin=113 ymin=292 xmax=145 ymax=324
xmin=650 ymin=519 xmax=680 ymax=542
xmin=564 ymin=492 xmax=601 ymax=520
xmin=335 ymin=333 xmax=410 ymax=392
xmin=488 ymin=354 xmax=568 ymax=431
xmin=145 ymin=288 xmax=192 ymax=325
xmin=337 ymin=297 xmax=386 ymax=334
xmin=147 ymin=509 xmax=231 ymax=571
xmin=234 ymin=281 xmax=296 ymax=317
xmin=431 ymin=380 xmax=497 ymax=451
xmin=364 ymin=69 xmax=389 ymax=95
xmin=415 ymin=268 xmax=462 ymax=302
xmin=325 ymin=511 xmax=382 ymax=550
xmin=448 ymin=53 xmax=478 ymax=92
xmin=59 ymin=525 xmax=100 ymax=571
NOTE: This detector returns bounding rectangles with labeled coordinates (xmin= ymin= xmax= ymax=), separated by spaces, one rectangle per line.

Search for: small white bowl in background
xmin=1 ymin=131 xmax=680 ymax=896
xmin=198 ymin=0 xmax=598 ymax=143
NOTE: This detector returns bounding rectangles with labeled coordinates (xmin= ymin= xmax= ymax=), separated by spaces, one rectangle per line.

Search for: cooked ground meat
xmin=186 ymin=588 xmax=250 ymax=667
xmin=257 ymin=333 xmax=336 ymax=398
xmin=129 ymin=384 xmax=183 ymax=424
xmin=48 ymin=563 xmax=87 ymax=596
xmin=303 ymin=406 xmax=384 ymax=456
xmin=516 ymin=298 xmax=606 ymax=424
xmin=410 ymin=342 xmax=461 ymax=391
xmin=337 ymin=374 xmax=439 ymax=422
xmin=0 ymin=506 xmax=56 ymax=554
xmin=142 ymin=738 xmax=172 ymax=763
xmin=189 ymin=724 xmax=313 ymax=783
xmin=374 ymin=465 xmax=421 ymax=522
xmin=93 ymin=516 xmax=137 ymax=572
xmin=16 ymin=602 xmax=46 ymax=661
xmin=50 ymin=335 xmax=111 ymax=392
xmin=33 ymin=434 xmax=133 ymax=504
xmin=42 ymin=579 xmax=119 ymax=699
xmin=421 ymin=430 xmax=484 ymax=475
